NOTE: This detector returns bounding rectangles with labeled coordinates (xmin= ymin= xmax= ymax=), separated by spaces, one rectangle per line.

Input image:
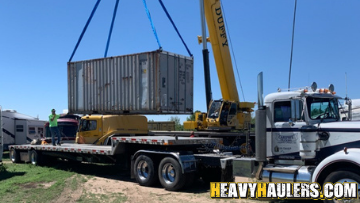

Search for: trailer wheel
xmin=158 ymin=157 xmax=186 ymax=191
xmin=29 ymin=150 xmax=42 ymax=166
xmin=134 ymin=155 xmax=157 ymax=187
xmin=323 ymin=170 xmax=360 ymax=203
xmin=10 ymin=148 xmax=20 ymax=163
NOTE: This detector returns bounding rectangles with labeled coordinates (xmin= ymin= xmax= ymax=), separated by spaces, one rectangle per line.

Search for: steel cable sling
xmin=158 ymin=0 xmax=193 ymax=57
xmin=69 ymin=0 xmax=120 ymax=61
xmin=142 ymin=0 xmax=162 ymax=50
xmin=68 ymin=0 xmax=102 ymax=62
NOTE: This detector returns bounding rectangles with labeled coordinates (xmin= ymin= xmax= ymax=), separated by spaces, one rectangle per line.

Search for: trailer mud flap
xmin=220 ymin=157 xmax=235 ymax=182
xmin=130 ymin=155 xmax=134 ymax=179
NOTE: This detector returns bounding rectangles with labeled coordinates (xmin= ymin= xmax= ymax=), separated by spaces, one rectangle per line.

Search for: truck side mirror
xmin=291 ymin=100 xmax=302 ymax=122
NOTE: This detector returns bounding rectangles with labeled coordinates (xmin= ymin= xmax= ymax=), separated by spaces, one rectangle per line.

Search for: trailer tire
xmin=29 ymin=150 xmax=42 ymax=166
xmin=10 ymin=149 xmax=20 ymax=163
xmin=134 ymin=155 xmax=157 ymax=187
xmin=158 ymin=157 xmax=186 ymax=191
xmin=323 ymin=170 xmax=360 ymax=203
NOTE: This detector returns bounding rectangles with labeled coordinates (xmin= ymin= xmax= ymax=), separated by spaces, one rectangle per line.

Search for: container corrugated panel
xmin=68 ymin=50 xmax=193 ymax=115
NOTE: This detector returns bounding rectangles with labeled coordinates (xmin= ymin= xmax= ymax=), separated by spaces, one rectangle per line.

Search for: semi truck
xmin=231 ymin=75 xmax=360 ymax=202
xmin=44 ymin=114 xmax=80 ymax=144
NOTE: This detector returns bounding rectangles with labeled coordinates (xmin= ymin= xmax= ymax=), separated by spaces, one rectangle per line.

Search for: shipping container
xmin=148 ymin=121 xmax=175 ymax=131
xmin=68 ymin=50 xmax=193 ymax=115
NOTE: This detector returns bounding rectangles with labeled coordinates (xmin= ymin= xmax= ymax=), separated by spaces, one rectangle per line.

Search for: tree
xmin=169 ymin=116 xmax=184 ymax=131
xmin=148 ymin=119 xmax=155 ymax=122
xmin=186 ymin=110 xmax=202 ymax=121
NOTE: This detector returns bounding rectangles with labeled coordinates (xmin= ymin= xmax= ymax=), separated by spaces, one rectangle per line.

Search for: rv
xmin=2 ymin=110 xmax=45 ymax=150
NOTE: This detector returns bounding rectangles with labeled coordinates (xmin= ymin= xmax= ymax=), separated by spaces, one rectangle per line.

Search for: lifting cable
xmin=220 ymin=1 xmax=246 ymax=101
xmin=69 ymin=0 xmax=102 ymax=62
xmin=288 ymin=0 xmax=298 ymax=91
xmin=158 ymin=0 xmax=193 ymax=57
xmin=104 ymin=0 xmax=120 ymax=58
xmin=142 ymin=0 xmax=162 ymax=50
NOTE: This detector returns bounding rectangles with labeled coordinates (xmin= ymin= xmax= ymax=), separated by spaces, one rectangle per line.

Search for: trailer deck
xmin=9 ymin=136 xmax=222 ymax=156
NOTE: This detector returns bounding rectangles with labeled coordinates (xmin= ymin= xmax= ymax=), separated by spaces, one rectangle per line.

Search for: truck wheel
xmin=29 ymin=150 xmax=42 ymax=166
xmin=158 ymin=157 xmax=186 ymax=191
xmin=323 ymin=170 xmax=360 ymax=203
xmin=134 ymin=155 xmax=157 ymax=187
xmin=10 ymin=149 xmax=20 ymax=163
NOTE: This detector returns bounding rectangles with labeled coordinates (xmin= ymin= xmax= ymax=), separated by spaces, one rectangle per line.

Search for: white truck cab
xmin=235 ymin=78 xmax=360 ymax=197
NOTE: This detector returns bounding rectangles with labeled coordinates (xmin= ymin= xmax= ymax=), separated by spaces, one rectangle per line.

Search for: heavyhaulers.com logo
xmin=210 ymin=182 xmax=358 ymax=200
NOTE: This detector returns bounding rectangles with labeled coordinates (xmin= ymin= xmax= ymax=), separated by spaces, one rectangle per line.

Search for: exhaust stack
xmin=256 ymin=72 xmax=266 ymax=162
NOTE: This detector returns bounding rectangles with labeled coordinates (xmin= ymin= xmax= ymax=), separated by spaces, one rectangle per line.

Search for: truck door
xmin=271 ymin=100 xmax=304 ymax=159
xmin=78 ymin=119 xmax=98 ymax=144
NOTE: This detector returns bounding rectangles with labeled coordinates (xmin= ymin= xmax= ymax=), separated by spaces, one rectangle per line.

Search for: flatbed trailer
xmin=149 ymin=130 xmax=256 ymax=154
xmin=9 ymin=136 xmax=235 ymax=191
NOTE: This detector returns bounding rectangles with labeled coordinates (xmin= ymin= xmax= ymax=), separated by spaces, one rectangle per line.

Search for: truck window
xmin=80 ymin=120 xmax=97 ymax=131
xmin=274 ymin=101 xmax=291 ymax=122
xmin=307 ymin=97 xmax=339 ymax=120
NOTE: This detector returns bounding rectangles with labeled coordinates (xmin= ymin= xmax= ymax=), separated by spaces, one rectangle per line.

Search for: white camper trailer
xmin=2 ymin=110 xmax=45 ymax=150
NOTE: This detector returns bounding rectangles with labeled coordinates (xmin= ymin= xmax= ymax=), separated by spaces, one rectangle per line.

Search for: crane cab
xmin=206 ymin=100 xmax=253 ymax=131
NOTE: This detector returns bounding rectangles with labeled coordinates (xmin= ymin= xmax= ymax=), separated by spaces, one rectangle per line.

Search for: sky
xmin=1 ymin=0 xmax=360 ymax=123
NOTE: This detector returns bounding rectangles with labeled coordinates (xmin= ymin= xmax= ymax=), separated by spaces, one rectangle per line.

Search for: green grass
xmin=0 ymin=152 xmax=127 ymax=203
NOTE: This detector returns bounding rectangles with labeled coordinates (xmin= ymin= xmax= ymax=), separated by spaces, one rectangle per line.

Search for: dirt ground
xmin=53 ymin=174 xmax=261 ymax=203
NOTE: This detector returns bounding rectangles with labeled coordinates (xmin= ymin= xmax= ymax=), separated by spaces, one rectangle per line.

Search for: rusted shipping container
xmin=68 ymin=50 xmax=193 ymax=115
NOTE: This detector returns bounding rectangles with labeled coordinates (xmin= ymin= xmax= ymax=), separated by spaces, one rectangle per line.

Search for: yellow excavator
xmin=184 ymin=0 xmax=254 ymax=131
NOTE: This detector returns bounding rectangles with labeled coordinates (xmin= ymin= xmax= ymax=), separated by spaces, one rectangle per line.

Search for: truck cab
xmin=264 ymin=84 xmax=342 ymax=163
xmin=248 ymin=81 xmax=360 ymax=186
xmin=76 ymin=115 xmax=148 ymax=145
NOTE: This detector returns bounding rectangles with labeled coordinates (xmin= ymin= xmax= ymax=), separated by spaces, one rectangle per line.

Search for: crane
xmin=184 ymin=0 xmax=254 ymax=131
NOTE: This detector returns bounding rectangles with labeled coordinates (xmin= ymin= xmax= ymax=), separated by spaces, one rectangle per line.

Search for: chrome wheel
xmin=136 ymin=160 xmax=149 ymax=181
xmin=161 ymin=163 xmax=176 ymax=184
xmin=10 ymin=149 xmax=19 ymax=163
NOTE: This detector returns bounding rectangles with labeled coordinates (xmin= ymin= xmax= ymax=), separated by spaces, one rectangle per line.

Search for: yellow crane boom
xmin=184 ymin=0 xmax=254 ymax=131
xmin=204 ymin=0 xmax=239 ymax=102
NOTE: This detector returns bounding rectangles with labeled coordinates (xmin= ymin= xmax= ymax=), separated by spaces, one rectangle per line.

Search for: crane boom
xmin=184 ymin=0 xmax=253 ymax=132
xmin=204 ymin=0 xmax=239 ymax=102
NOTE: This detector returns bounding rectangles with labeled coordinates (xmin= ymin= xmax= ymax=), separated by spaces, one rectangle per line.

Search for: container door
xmin=15 ymin=120 xmax=27 ymax=145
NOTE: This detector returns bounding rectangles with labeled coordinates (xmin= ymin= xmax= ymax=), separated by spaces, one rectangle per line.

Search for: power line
xmin=288 ymin=0 xmax=298 ymax=91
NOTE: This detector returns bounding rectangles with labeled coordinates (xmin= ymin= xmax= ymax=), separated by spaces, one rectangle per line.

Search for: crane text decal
xmin=214 ymin=7 xmax=228 ymax=47
xmin=210 ymin=182 xmax=358 ymax=200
